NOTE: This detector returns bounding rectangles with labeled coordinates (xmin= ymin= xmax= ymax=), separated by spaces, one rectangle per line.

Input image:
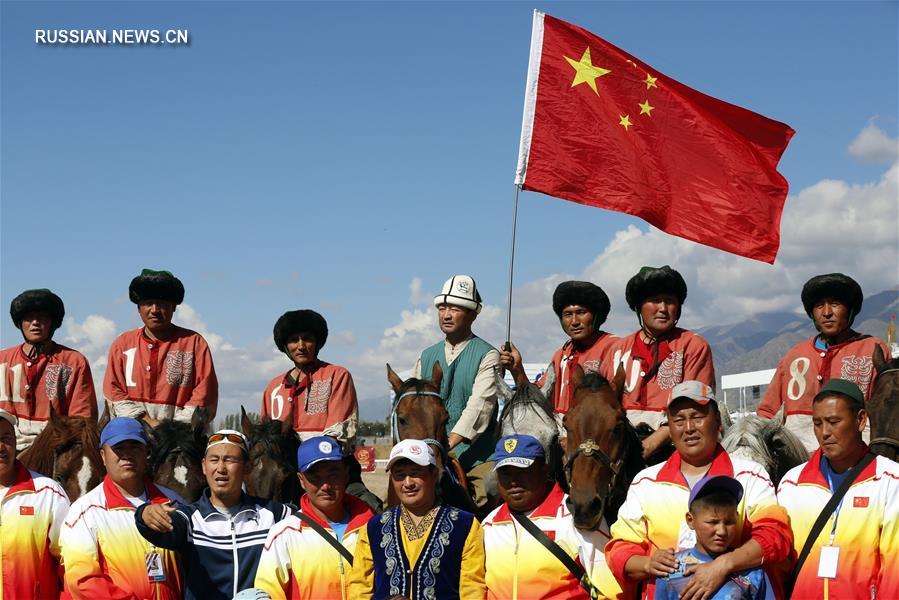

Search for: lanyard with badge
xmin=817 ymin=468 xmax=843 ymax=579
xmin=146 ymin=544 xmax=166 ymax=583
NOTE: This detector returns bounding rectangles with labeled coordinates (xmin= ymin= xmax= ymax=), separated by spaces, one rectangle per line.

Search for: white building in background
xmin=720 ymin=368 xmax=776 ymax=417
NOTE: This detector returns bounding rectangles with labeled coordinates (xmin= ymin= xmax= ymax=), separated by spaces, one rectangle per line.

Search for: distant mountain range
xmin=700 ymin=289 xmax=898 ymax=380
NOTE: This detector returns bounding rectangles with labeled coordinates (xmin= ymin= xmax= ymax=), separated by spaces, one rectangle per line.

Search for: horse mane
xmin=722 ymin=416 xmax=777 ymax=471
xmin=148 ymin=420 xmax=205 ymax=473
xmin=246 ymin=417 xmax=299 ymax=467
xmin=19 ymin=416 xmax=102 ymax=478
xmin=498 ymin=382 xmax=554 ymax=425
xmin=394 ymin=377 xmax=441 ymax=406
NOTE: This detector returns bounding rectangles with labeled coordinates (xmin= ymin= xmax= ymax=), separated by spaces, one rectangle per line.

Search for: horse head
xmin=242 ymin=403 xmax=300 ymax=503
xmin=387 ymin=362 xmax=446 ymax=448
xmin=147 ymin=409 xmax=207 ymax=502
xmin=564 ymin=365 xmax=644 ymax=530
xmin=19 ymin=406 xmax=105 ymax=501
xmin=722 ymin=414 xmax=807 ymax=486
xmin=869 ymin=345 xmax=899 ymax=461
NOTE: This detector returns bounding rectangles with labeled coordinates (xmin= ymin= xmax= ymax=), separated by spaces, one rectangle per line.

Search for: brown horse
xmin=147 ymin=409 xmax=208 ymax=503
xmin=241 ymin=404 xmax=301 ymax=503
xmin=386 ymin=362 xmax=476 ymax=513
xmin=564 ymin=365 xmax=645 ymax=530
xmin=869 ymin=345 xmax=899 ymax=462
xmin=19 ymin=407 xmax=106 ymax=502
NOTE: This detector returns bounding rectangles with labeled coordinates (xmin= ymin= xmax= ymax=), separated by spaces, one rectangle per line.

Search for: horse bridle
xmin=390 ymin=388 xmax=463 ymax=487
xmin=564 ymin=434 xmax=626 ymax=499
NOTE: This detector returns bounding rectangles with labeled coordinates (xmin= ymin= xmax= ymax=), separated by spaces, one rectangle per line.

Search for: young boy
xmin=654 ymin=475 xmax=774 ymax=600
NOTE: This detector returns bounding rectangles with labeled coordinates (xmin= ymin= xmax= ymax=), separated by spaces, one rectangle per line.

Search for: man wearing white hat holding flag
xmin=413 ymin=275 xmax=500 ymax=510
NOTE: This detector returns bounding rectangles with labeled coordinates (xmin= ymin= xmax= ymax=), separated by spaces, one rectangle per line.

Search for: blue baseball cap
xmin=297 ymin=436 xmax=343 ymax=473
xmin=492 ymin=434 xmax=545 ymax=470
xmin=688 ymin=475 xmax=744 ymax=509
xmin=100 ymin=417 xmax=148 ymax=448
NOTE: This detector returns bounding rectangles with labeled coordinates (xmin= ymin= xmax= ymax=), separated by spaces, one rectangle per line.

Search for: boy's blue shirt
xmin=654 ymin=548 xmax=774 ymax=600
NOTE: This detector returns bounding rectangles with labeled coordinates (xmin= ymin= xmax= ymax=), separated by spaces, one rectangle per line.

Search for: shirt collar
xmin=6 ymin=461 xmax=36 ymax=495
xmin=655 ymin=444 xmax=733 ymax=486
xmin=493 ymin=482 xmax=565 ymax=523
xmin=103 ymin=475 xmax=169 ymax=509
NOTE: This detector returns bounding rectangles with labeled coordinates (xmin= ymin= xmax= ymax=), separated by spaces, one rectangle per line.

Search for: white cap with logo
xmin=386 ymin=439 xmax=437 ymax=471
xmin=0 ymin=409 xmax=17 ymax=428
xmin=434 ymin=275 xmax=482 ymax=314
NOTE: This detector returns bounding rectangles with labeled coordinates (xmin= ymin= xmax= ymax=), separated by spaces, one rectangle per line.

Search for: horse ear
xmin=430 ymin=361 xmax=443 ymax=391
xmin=611 ymin=364 xmax=626 ymax=398
xmin=191 ymin=408 xmax=207 ymax=436
xmin=571 ymin=364 xmax=585 ymax=390
xmin=280 ymin=400 xmax=295 ymax=437
xmin=98 ymin=401 xmax=111 ymax=431
xmin=873 ymin=344 xmax=888 ymax=372
xmin=240 ymin=406 xmax=254 ymax=436
xmin=386 ymin=363 xmax=404 ymax=394
xmin=48 ymin=404 xmax=62 ymax=427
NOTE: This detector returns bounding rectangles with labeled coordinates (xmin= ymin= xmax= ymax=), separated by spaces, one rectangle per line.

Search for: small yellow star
xmin=639 ymin=100 xmax=654 ymax=116
xmin=564 ymin=47 xmax=611 ymax=95
xmin=644 ymin=74 xmax=658 ymax=89
xmin=619 ymin=114 xmax=633 ymax=130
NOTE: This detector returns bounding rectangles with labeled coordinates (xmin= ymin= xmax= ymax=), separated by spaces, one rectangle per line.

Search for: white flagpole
xmin=504 ymin=185 xmax=522 ymax=347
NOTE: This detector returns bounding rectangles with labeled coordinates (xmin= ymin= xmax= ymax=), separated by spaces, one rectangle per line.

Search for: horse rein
xmin=564 ymin=435 xmax=625 ymax=493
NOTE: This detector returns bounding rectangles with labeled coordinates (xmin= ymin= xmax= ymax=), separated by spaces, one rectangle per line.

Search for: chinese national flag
xmin=515 ymin=12 xmax=795 ymax=264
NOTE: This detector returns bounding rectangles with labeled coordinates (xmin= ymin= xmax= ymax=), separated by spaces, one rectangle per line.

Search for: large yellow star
xmin=619 ymin=114 xmax=633 ymax=130
xmin=644 ymin=74 xmax=658 ymax=90
xmin=639 ymin=100 xmax=654 ymax=116
xmin=564 ymin=48 xmax=611 ymax=95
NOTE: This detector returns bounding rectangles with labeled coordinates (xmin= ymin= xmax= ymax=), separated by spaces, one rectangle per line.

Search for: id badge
xmin=817 ymin=545 xmax=839 ymax=579
xmin=146 ymin=551 xmax=166 ymax=582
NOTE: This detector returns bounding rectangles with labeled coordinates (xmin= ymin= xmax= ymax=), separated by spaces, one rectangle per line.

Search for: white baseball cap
xmin=434 ymin=275 xmax=482 ymax=314
xmin=0 ymin=409 xmax=17 ymax=428
xmin=386 ymin=439 xmax=437 ymax=471
xmin=668 ymin=380 xmax=716 ymax=407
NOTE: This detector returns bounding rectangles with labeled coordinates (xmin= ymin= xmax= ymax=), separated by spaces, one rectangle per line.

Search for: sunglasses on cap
xmin=207 ymin=430 xmax=249 ymax=450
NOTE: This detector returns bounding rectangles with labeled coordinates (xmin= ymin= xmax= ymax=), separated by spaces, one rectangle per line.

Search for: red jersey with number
xmin=542 ymin=332 xmax=620 ymax=415
xmin=103 ymin=326 xmax=218 ymax=421
xmin=0 ymin=343 xmax=97 ymax=451
xmin=758 ymin=334 xmax=889 ymax=419
xmin=608 ymin=328 xmax=715 ymax=427
xmin=260 ymin=361 xmax=358 ymax=444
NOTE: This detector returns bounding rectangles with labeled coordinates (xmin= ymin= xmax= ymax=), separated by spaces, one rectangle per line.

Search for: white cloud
xmin=849 ymin=122 xmax=899 ymax=164
xmin=174 ymin=303 xmax=236 ymax=352
xmin=63 ymin=314 xmax=118 ymax=371
xmin=408 ymin=277 xmax=431 ymax=306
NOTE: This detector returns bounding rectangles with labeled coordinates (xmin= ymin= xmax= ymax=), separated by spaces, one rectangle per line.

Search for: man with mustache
xmin=482 ymin=434 xmax=617 ymax=599
xmin=136 ymin=429 xmax=290 ymax=600
xmin=60 ymin=417 xmax=184 ymax=599
xmin=0 ymin=289 xmax=96 ymax=451
xmin=611 ymin=266 xmax=715 ymax=459
xmin=255 ymin=435 xmax=374 ymax=599
xmin=260 ymin=309 xmax=380 ymax=511
xmin=606 ymin=382 xmax=792 ymax=600
xmin=0 ymin=408 xmax=71 ymax=597
xmin=757 ymin=273 xmax=890 ymax=452
xmin=104 ymin=269 xmax=218 ymax=427
xmin=348 ymin=439 xmax=486 ymax=600
xmin=500 ymin=281 xmax=619 ymax=441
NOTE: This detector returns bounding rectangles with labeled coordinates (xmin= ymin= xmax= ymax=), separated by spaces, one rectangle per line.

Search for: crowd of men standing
xmin=0 ymin=266 xmax=895 ymax=599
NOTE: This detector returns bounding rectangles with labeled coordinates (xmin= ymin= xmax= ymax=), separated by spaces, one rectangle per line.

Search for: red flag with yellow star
xmin=514 ymin=11 xmax=794 ymax=264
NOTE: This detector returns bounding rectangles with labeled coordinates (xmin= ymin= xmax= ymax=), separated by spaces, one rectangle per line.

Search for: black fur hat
xmin=10 ymin=289 xmax=65 ymax=332
xmin=625 ymin=265 xmax=688 ymax=312
xmin=801 ymin=273 xmax=863 ymax=318
xmin=129 ymin=269 xmax=185 ymax=305
xmin=552 ymin=281 xmax=611 ymax=327
xmin=273 ymin=310 xmax=328 ymax=352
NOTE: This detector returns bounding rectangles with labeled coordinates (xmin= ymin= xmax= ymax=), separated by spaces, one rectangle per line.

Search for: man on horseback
xmin=136 ymin=429 xmax=291 ymax=600
xmin=415 ymin=274 xmax=499 ymax=510
xmin=60 ymin=417 xmax=184 ymax=599
xmin=104 ymin=269 xmax=219 ymax=427
xmin=612 ymin=266 xmax=715 ymax=459
xmin=261 ymin=309 xmax=381 ymax=511
xmin=348 ymin=439 xmax=486 ymax=600
xmin=255 ymin=435 xmax=375 ymax=599
xmin=777 ymin=378 xmax=899 ymax=598
xmin=757 ymin=273 xmax=890 ymax=452
xmin=1 ymin=289 xmax=97 ymax=451
xmin=0 ymin=408 xmax=71 ymax=597
xmin=500 ymin=280 xmax=619 ymax=439
xmin=482 ymin=434 xmax=619 ymax=599
xmin=606 ymin=381 xmax=792 ymax=600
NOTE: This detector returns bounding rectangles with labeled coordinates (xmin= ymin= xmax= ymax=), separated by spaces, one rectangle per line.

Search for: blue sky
xmin=2 ymin=1 xmax=897 ymax=420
